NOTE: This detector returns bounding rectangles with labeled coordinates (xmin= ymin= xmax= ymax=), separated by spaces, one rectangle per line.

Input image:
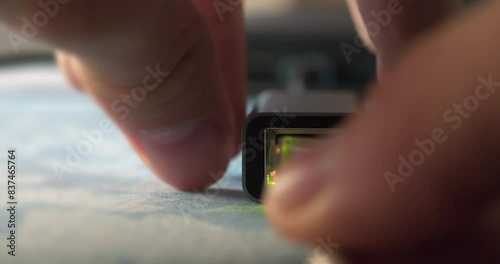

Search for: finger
xmin=193 ymin=0 xmax=247 ymax=153
xmin=1 ymin=0 xmax=246 ymax=190
xmin=346 ymin=0 xmax=376 ymax=54
xmin=55 ymin=51 xmax=82 ymax=90
xmin=347 ymin=0 xmax=461 ymax=69
xmin=265 ymin=0 xmax=500 ymax=251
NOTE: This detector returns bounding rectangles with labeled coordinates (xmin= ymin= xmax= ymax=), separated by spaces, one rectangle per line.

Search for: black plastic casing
xmin=242 ymin=113 xmax=346 ymax=203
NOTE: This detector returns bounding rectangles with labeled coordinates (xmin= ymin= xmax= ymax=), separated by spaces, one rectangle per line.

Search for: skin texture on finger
xmin=192 ymin=0 xmax=247 ymax=153
xmin=265 ymin=0 xmax=500 ymax=256
xmin=347 ymin=0 xmax=461 ymax=71
xmin=346 ymin=0 xmax=376 ymax=54
xmin=0 ymin=0 xmax=245 ymax=190
xmin=55 ymin=51 xmax=83 ymax=90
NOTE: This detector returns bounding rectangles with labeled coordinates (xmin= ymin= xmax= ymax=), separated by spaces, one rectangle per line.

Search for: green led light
xmin=265 ymin=129 xmax=334 ymax=188
xmin=280 ymin=136 xmax=295 ymax=155
xmin=266 ymin=173 xmax=276 ymax=185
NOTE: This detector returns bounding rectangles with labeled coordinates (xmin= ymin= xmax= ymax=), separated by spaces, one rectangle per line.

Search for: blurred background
xmin=0 ymin=0 xmax=376 ymax=93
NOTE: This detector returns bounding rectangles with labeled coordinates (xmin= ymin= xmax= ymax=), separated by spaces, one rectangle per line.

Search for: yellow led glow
xmin=266 ymin=170 xmax=277 ymax=185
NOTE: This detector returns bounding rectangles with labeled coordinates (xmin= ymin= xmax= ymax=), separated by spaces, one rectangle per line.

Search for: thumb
xmin=1 ymin=0 xmax=244 ymax=190
xmin=265 ymin=0 xmax=500 ymax=252
xmin=347 ymin=0 xmax=460 ymax=72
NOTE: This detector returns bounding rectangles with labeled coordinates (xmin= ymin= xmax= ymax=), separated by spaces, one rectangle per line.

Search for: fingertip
xmin=263 ymin=147 xmax=344 ymax=245
xmin=133 ymin=116 xmax=233 ymax=192
xmin=55 ymin=51 xmax=83 ymax=91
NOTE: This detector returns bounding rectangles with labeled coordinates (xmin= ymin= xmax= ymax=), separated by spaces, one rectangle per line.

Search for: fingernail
xmin=137 ymin=117 xmax=207 ymax=144
xmin=265 ymin=154 xmax=328 ymax=212
xmin=135 ymin=116 xmax=232 ymax=191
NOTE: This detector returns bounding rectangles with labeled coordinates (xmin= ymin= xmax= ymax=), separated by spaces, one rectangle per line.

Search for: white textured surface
xmin=0 ymin=63 xmax=309 ymax=264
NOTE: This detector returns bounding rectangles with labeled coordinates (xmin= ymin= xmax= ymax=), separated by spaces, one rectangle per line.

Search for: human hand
xmin=265 ymin=0 xmax=500 ymax=262
xmin=0 ymin=0 xmax=246 ymax=190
